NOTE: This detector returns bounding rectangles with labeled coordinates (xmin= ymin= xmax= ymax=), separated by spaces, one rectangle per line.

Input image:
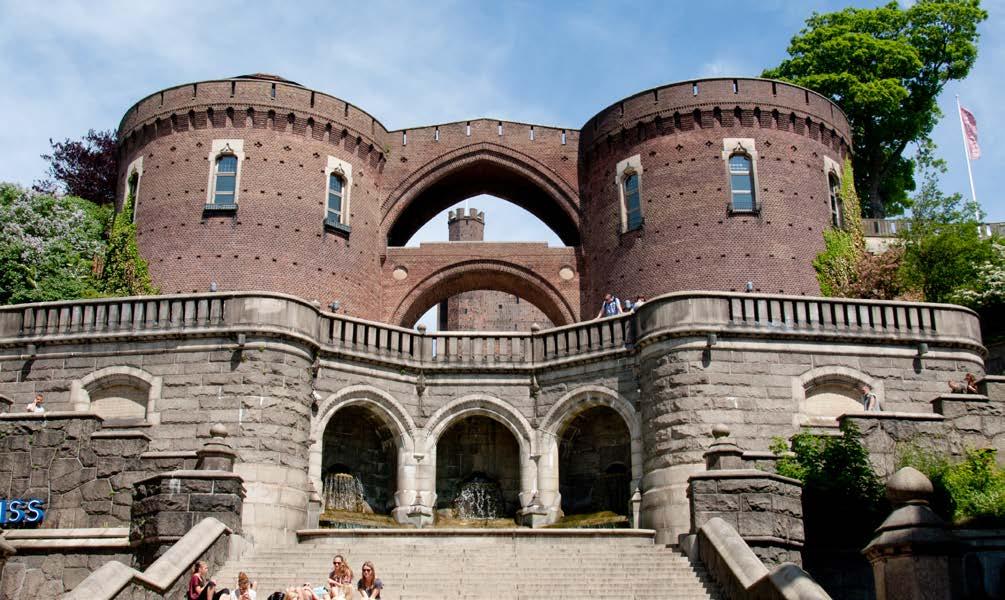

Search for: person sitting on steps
xmin=327 ymin=554 xmax=353 ymax=600
xmin=357 ymin=562 xmax=382 ymax=599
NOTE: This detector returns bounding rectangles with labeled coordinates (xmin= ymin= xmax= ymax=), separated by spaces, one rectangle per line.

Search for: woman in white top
xmin=230 ymin=572 xmax=257 ymax=600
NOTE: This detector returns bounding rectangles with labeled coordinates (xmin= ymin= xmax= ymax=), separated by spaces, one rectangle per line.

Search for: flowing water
xmin=453 ymin=475 xmax=504 ymax=519
xmin=323 ymin=472 xmax=367 ymax=512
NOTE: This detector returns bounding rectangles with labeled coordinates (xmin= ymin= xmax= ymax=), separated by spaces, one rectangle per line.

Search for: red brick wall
xmin=117 ymin=76 xmax=850 ymax=325
xmin=443 ymin=209 xmax=554 ymax=331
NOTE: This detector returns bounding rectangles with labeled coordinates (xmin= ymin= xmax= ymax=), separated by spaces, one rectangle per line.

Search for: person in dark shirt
xmin=357 ymin=561 xmax=382 ymax=599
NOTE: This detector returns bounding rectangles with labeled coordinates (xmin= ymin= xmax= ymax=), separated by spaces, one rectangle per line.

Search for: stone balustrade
xmin=0 ymin=291 xmax=982 ymax=374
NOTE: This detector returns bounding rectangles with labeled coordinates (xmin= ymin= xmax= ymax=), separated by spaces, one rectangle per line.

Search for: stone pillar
xmin=863 ymin=467 xmax=956 ymax=600
xmin=392 ymin=447 xmax=432 ymax=528
xmin=534 ymin=435 xmax=562 ymax=523
xmin=130 ymin=425 xmax=244 ymax=565
xmin=685 ymin=426 xmax=805 ymax=566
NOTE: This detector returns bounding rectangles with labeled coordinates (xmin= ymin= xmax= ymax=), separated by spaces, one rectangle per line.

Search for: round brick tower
xmin=578 ymin=78 xmax=851 ymax=313
xmin=116 ymin=73 xmax=389 ymax=320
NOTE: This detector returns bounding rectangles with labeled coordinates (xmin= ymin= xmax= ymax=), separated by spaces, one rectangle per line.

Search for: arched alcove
xmin=557 ymin=406 xmax=632 ymax=516
xmin=320 ymin=405 xmax=398 ymax=514
xmin=435 ymin=415 xmax=522 ymax=519
xmin=70 ymin=366 xmax=162 ymax=424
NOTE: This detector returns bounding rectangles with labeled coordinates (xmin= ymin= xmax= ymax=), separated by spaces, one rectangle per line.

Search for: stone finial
xmin=886 ymin=466 xmax=933 ymax=506
xmin=197 ymin=423 xmax=238 ymax=472
xmin=417 ymin=324 xmax=427 ymax=333
xmin=704 ymin=424 xmax=743 ymax=471
xmin=531 ymin=323 xmax=541 ymax=333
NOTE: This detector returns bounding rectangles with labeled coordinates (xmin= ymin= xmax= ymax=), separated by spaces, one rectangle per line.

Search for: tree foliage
xmin=814 ymin=160 xmax=866 ymax=296
xmin=949 ymin=240 xmax=1005 ymax=308
xmin=764 ymin=0 xmax=987 ymax=218
xmin=0 ymin=184 xmax=110 ymax=304
xmin=39 ymin=129 xmax=119 ymax=206
xmin=771 ymin=421 xmax=888 ymax=546
xmin=898 ymin=146 xmax=992 ymax=303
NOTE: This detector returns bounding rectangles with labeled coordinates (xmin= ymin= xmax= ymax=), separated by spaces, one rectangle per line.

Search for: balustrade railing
xmin=0 ymin=292 xmax=981 ymax=369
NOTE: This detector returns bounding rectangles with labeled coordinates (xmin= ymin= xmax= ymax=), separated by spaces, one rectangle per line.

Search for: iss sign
xmin=0 ymin=499 xmax=45 ymax=525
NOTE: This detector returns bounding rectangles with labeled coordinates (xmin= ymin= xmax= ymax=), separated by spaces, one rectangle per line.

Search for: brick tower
xmin=438 ymin=208 xmax=553 ymax=331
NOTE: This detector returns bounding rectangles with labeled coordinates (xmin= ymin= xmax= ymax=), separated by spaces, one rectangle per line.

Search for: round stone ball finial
xmin=209 ymin=423 xmax=229 ymax=438
xmin=886 ymin=466 xmax=933 ymax=506
xmin=712 ymin=424 xmax=731 ymax=439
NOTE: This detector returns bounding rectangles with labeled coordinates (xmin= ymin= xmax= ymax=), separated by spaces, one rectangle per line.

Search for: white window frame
xmin=615 ymin=154 xmax=643 ymax=233
xmin=205 ymin=139 xmax=245 ymax=208
xmin=721 ymin=138 xmax=759 ymax=213
xmin=323 ymin=155 xmax=353 ymax=231
xmin=824 ymin=156 xmax=843 ymax=229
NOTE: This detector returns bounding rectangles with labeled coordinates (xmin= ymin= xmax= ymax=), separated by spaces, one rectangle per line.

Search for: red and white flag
xmin=960 ymin=105 xmax=981 ymax=160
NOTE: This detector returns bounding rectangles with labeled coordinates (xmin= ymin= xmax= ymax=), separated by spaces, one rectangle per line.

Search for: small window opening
xmin=310 ymin=92 xmax=315 ymax=108
xmin=692 ymin=82 xmax=699 ymax=96
xmin=732 ymin=79 xmax=738 ymax=94
xmin=466 ymin=122 xmax=471 ymax=136
xmin=327 ymin=173 xmax=344 ymax=224
xmin=498 ymin=122 xmax=503 ymax=136
xmin=728 ymin=153 xmax=755 ymax=212
xmin=230 ymin=81 xmax=235 ymax=97
xmin=213 ymin=155 xmax=238 ymax=205
xmin=624 ymin=171 xmax=643 ymax=230
xmin=529 ymin=126 xmax=535 ymax=141
xmin=829 ymin=173 xmax=843 ymax=228
xmin=772 ymin=81 xmax=777 ymax=96
xmin=402 ymin=131 xmax=407 ymax=146
xmin=561 ymin=130 xmax=567 ymax=145
xmin=434 ymin=127 xmax=440 ymax=141
xmin=271 ymin=83 xmax=276 ymax=98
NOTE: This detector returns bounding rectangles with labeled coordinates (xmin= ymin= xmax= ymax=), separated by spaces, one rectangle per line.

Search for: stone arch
xmin=309 ymin=385 xmax=416 ymax=497
xmin=383 ymin=143 xmax=581 ymax=247
xmin=425 ymin=393 xmax=536 ymax=457
xmin=70 ymin=366 xmax=162 ymax=424
xmin=539 ymin=386 xmax=643 ymax=514
xmin=426 ymin=394 xmax=536 ymax=517
xmin=792 ymin=365 xmax=882 ymax=426
xmin=389 ymin=259 xmax=576 ymax=328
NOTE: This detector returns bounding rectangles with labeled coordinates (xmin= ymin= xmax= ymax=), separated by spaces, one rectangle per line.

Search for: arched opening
xmin=435 ymin=416 xmax=522 ymax=520
xmin=802 ymin=379 xmax=865 ymax=422
xmin=558 ymin=406 xmax=632 ymax=518
xmin=320 ymin=406 xmax=398 ymax=518
xmin=395 ymin=262 xmax=573 ymax=329
xmin=400 ymin=196 xmax=570 ymax=331
xmin=90 ymin=384 xmax=148 ymax=422
xmin=72 ymin=367 xmax=161 ymax=425
xmin=384 ymin=152 xmax=581 ymax=247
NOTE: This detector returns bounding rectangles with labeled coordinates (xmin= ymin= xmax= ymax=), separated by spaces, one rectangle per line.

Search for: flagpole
xmin=956 ymin=95 xmax=980 ymax=219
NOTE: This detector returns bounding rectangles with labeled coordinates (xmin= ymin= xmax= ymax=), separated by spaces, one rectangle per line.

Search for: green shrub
xmin=771 ymin=421 xmax=887 ymax=547
xmin=899 ymin=445 xmax=1005 ymax=526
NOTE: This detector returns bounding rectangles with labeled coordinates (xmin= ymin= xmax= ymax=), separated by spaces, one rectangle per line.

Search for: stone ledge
xmin=140 ymin=450 xmax=198 ymax=460
xmin=9 ymin=537 xmax=131 ymax=550
xmin=689 ymin=470 xmax=801 ymax=486
xmin=0 ymin=411 xmax=102 ymax=421
xmin=743 ymin=535 xmax=805 ymax=549
xmin=135 ymin=470 xmax=244 ymax=485
xmin=91 ymin=429 xmax=152 ymax=440
xmin=297 ymin=528 xmax=657 ymax=541
xmin=4 ymin=527 xmax=129 ymax=539
xmin=840 ymin=411 xmax=946 ymax=422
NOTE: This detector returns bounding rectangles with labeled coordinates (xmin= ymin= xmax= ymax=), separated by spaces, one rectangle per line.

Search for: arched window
xmin=829 ymin=173 xmax=843 ymax=228
xmin=728 ymin=153 xmax=755 ymax=211
xmin=327 ymin=173 xmax=344 ymax=224
xmin=127 ymin=171 xmax=139 ymax=201
xmin=212 ymin=154 xmax=238 ymax=205
xmin=623 ymin=171 xmax=642 ymax=231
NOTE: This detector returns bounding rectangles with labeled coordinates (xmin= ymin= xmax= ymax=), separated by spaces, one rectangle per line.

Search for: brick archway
xmin=388 ymin=259 xmax=577 ymax=328
xmin=382 ymin=142 xmax=581 ymax=247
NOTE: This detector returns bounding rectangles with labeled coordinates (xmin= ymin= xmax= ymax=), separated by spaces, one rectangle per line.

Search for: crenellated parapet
xmin=117 ymin=75 xmax=390 ymax=165
xmin=579 ymin=78 xmax=851 ymax=159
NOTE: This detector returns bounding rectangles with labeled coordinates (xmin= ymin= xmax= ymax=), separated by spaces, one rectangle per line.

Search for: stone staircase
xmin=214 ymin=529 xmax=722 ymax=600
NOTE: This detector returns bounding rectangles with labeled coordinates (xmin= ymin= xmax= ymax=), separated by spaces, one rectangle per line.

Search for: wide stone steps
xmin=214 ymin=530 xmax=722 ymax=600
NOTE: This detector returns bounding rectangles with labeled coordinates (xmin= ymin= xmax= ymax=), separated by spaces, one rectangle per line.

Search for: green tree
xmin=0 ymin=184 xmax=109 ymax=304
xmin=899 ymin=146 xmax=991 ymax=302
xmin=100 ymin=194 xmax=157 ymax=297
xmin=764 ymin=0 xmax=987 ymax=218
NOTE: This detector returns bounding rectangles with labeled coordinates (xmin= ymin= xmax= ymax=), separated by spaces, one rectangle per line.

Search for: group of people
xmin=596 ymin=293 xmax=645 ymax=318
xmin=187 ymin=556 xmax=383 ymax=600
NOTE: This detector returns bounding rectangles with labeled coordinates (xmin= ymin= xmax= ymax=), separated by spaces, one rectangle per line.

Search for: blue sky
xmin=0 ymin=0 xmax=1001 ymax=244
